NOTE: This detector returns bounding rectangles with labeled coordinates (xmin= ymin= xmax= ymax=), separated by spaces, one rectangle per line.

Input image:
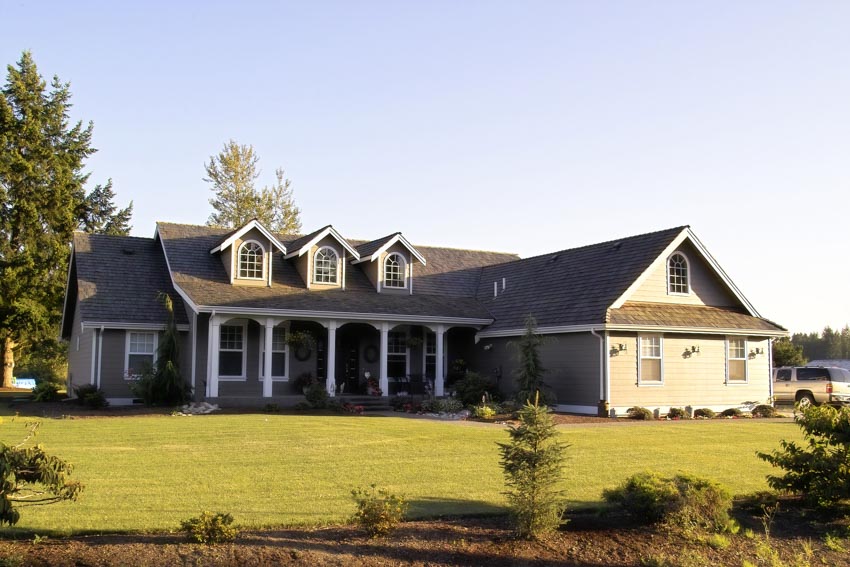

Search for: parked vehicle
xmin=773 ymin=366 xmax=850 ymax=407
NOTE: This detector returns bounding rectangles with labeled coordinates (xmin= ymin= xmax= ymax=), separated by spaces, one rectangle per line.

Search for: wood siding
xmin=609 ymin=332 xmax=771 ymax=412
xmin=66 ymin=300 xmax=94 ymax=392
xmin=471 ymin=332 xmax=600 ymax=406
xmin=628 ymin=241 xmax=738 ymax=307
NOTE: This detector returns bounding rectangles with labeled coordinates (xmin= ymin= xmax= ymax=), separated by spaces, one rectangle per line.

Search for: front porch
xmin=199 ymin=314 xmax=477 ymax=401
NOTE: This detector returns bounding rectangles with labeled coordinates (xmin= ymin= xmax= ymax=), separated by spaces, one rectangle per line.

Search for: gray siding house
xmin=61 ymin=220 xmax=786 ymax=414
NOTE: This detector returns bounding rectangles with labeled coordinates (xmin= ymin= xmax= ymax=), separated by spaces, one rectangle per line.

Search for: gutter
xmin=590 ymin=328 xmax=606 ymax=405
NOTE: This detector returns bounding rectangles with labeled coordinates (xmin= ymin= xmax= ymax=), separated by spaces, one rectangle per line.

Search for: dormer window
xmin=667 ymin=253 xmax=689 ymax=295
xmin=384 ymin=253 xmax=406 ymax=288
xmin=314 ymin=246 xmax=339 ymax=284
xmin=238 ymin=241 xmax=264 ymax=279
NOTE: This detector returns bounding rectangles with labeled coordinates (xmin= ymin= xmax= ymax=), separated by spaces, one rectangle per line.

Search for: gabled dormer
xmin=284 ymin=225 xmax=360 ymax=290
xmin=209 ymin=219 xmax=287 ymax=287
xmin=353 ymin=233 xmax=426 ymax=295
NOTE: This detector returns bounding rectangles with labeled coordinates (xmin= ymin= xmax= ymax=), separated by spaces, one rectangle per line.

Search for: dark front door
xmin=341 ymin=338 xmax=360 ymax=394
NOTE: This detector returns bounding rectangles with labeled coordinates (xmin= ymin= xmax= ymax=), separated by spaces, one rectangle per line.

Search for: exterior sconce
xmin=750 ymin=347 xmax=764 ymax=356
xmin=483 ymin=344 xmax=493 ymax=351
xmin=691 ymin=345 xmax=700 ymax=354
xmin=618 ymin=343 xmax=627 ymax=352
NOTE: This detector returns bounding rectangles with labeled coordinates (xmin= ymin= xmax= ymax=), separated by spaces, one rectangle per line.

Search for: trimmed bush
xmin=666 ymin=407 xmax=689 ymax=420
xmin=351 ymin=484 xmax=408 ymax=538
xmin=180 ymin=511 xmax=238 ymax=544
xmin=72 ymin=384 xmax=108 ymax=408
xmin=304 ymin=383 xmax=328 ymax=409
xmin=627 ymin=406 xmax=654 ymax=420
xmin=693 ymin=408 xmax=716 ymax=419
xmin=603 ymin=471 xmax=733 ymax=532
xmin=720 ymin=408 xmax=743 ymax=418
xmin=751 ymin=405 xmax=779 ymax=418
xmin=433 ymin=398 xmax=464 ymax=414
xmin=474 ymin=404 xmax=497 ymax=419
xmin=31 ymin=381 xmax=62 ymax=402
xmin=453 ymin=372 xmax=498 ymax=407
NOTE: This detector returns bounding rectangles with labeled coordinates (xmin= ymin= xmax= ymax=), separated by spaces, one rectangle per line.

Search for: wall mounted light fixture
xmin=618 ymin=343 xmax=628 ymax=352
xmin=483 ymin=344 xmax=493 ymax=351
xmin=691 ymin=345 xmax=700 ymax=354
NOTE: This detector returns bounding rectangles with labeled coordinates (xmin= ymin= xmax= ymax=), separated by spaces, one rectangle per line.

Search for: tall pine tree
xmin=205 ymin=139 xmax=301 ymax=234
xmin=0 ymin=51 xmax=131 ymax=387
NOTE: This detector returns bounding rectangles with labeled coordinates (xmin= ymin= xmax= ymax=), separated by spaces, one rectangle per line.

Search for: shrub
xmin=350 ymin=484 xmax=408 ymax=538
xmin=389 ymin=396 xmax=413 ymax=411
xmin=31 ymin=381 xmax=62 ymax=403
xmin=474 ymin=404 xmax=497 ymax=419
xmin=720 ymin=408 xmax=743 ymax=418
xmin=434 ymin=398 xmax=464 ymax=414
xmin=293 ymin=401 xmax=312 ymax=411
xmin=453 ymin=372 xmax=498 ymax=407
xmin=693 ymin=408 xmax=716 ymax=419
xmin=263 ymin=403 xmax=280 ymax=413
xmin=627 ymin=406 xmax=654 ymax=420
xmin=603 ymin=471 xmax=733 ymax=532
xmin=667 ymin=407 xmax=689 ymax=420
xmin=751 ymin=404 xmax=779 ymax=418
xmin=498 ymin=394 xmax=568 ymax=539
xmin=72 ymin=384 xmax=108 ymax=408
xmin=759 ymin=404 xmax=850 ymax=507
xmin=304 ymin=383 xmax=328 ymax=409
xmin=180 ymin=511 xmax=238 ymax=544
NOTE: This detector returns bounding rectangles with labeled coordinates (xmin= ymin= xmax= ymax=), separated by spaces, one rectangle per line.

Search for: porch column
xmin=209 ymin=315 xmax=221 ymax=398
xmin=263 ymin=318 xmax=274 ymax=398
xmin=435 ymin=325 xmax=445 ymax=397
xmin=379 ymin=322 xmax=389 ymax=397
xmin=326 ymin=320 xmax=337 ymax=397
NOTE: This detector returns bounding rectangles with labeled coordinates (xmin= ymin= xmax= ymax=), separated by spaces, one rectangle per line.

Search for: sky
xmin=2 ymin=1 xmax=848 ymax=334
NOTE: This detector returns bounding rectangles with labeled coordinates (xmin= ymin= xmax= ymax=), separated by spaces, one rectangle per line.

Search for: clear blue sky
xmin=3 ymin=1 xmax=848 ymax=334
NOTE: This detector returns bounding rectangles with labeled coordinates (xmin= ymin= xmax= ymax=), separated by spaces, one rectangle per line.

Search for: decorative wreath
xmin=294 ymin=344 xmax=312 ymax=362
xmin=364 ymin=345 xmax=379 ymax=363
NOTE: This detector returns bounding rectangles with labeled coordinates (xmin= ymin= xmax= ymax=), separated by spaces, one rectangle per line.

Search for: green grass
xmin=0 ymin=413 xmax=801 ymax=535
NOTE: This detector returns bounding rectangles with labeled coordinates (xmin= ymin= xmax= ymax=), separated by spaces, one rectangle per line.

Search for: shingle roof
xmin=355 ymin=233 xmax=399 ymax=259
xmin=607 ymin=302 xmax=786 ymax=332
xmin=64 ymin=233 xmax=189 ymax=333
xmin=476 ymin=227 xmax=688 ymax=332
xmin=285 ymin=225 xmax=332 ymax=253
xmin=156 ymin=223 xmax=510 ymax=320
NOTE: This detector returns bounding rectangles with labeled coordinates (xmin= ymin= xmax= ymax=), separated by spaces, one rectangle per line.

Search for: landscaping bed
xmin=1 ymin=500 xmax=846 ymax=566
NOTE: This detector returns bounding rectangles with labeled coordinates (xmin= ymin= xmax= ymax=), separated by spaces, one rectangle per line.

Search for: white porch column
xmin=379 ymin=322 xmax=389 ymax=397
xmin=326 ymin=320 xmax=337 ymax=397
xmin=435 ymin=325 xmax=445 ymax=397
xmin=263 ymin=318 xmax=274 ymax=398
xmin=209 ymin=315 xmax=221 ymax=398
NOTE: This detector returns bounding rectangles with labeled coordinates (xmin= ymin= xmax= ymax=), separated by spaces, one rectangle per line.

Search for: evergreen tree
xmin=772 ymin=338 xmax=807 ymax=367
xmin=0 ymin=51 xmax=131 ymax=387
xmin=205 ymin=140 xmax=301 ymax=233
xmin=513 ymin=316 xmax=551 ymax=404
xmin=497 ymin=393 xmax=568 ymax=539
xmin=78 ymin=179 xmax=132 ymax=235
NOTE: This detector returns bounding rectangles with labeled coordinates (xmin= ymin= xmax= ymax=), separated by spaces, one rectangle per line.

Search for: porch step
xmin=338 ymin=395 xmax=394 ymax=413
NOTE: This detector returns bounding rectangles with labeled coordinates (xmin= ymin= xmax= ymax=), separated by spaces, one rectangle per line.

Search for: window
xmin=388 ymin=331 xmax=408 ymax=379
xmin=238 ymin=241 xmax=264 ymax=279
xmin=126 ymin=331 xmax=157 ymax=379
xmin=775 ymin=368 xmax=792 ymax=382
xmin=384 ymin=253 xmax=406 ymax=288
xmin=639 ymin=335 xmax=663 ymax=384
xmin=313 ymin=247 xmax=338 ymax=284
xmin=667 ymin=253 xmax=689 ymax=295
xmin=424 ymin=332 xmax=436 ymax=380
xmin=219 ymin=324 xmax=245 ymax=378
xmin=271 ymin=327 xmax=287 ymax=378
xmin=727 ymin=338 xmax=747 ymax=382
xmin=797 ymin=367 xmax=828 ymax=381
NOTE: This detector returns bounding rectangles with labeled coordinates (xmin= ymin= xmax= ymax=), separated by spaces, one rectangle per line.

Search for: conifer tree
xmin=205 ymin=140 xmax=301 ymax=233
xmin=514 ymin=316 xmax=551 ymax=404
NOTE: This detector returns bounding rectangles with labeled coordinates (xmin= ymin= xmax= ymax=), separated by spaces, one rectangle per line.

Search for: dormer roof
xmin=208 ymin=219 xmax=287 ymax=255
xmin=284 ymin=225 xmax=360 ymax=260
xmin=352 ymin=232 xmax=427 ymax=265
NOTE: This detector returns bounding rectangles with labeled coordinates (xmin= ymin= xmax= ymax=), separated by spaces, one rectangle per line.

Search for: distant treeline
xmin=792 ymin=326 xmax=850 ymax=361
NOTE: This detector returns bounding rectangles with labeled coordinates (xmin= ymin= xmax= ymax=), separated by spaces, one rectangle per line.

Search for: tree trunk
xmin=3 ymin=337 xmax=16 ymax=388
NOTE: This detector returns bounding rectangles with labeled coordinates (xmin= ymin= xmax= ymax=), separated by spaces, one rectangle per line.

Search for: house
xmin=61 ymin=220 xmax=786 ymax=415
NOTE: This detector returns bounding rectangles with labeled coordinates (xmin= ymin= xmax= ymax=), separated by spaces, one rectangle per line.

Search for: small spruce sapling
xmin=497 ymin=392 xmax=568 ymax=539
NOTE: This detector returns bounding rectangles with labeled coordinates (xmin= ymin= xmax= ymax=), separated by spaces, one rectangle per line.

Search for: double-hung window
xmin=126 ymin=331 xmax=157 ymax=379
xmin=387 ymin=332 xmax=408 ymax=379
xmin=424 ymin=332 xmax=436 ymax=380
xmin=219 ymin=324 xmax=245 ymax=378
xmin=727 ymin=338 xmax=747 ymax=383
xmin=639 ymin=335 xmax=663 ymax=384
xmin=271 ymin=327 xmax=287 ymax=379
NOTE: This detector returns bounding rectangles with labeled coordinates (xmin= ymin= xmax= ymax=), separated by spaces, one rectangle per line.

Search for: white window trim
xmin=124 ymin=330 xmax=158 ymax=380
xmin=237 ymin=240 xmax=266 ymax=281
xmin=387 ymin=330 xmax=410 ymax=379
xmin=423 ymin=331 xmax=436 ymax=379
xmin=726 ymin=336 xmax=748 ymax=384
xmin=382 ymin=253 xmax=408 ymax=290
xmin=219 ymin=322 xmax=247 ymax=381
xmin=259 ymin=324 xmax=290 ymax=382
xmin=666 ymin=252 xmax=691 ymax=296
xmin=312 ymin=245 xmax=340 ymax=285
xmin=637 ymin=334 xmax=664 ymax=386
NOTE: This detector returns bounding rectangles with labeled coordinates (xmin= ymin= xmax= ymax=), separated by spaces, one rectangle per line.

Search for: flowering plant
xmin=367 ymin=377 xmax=382 ymax=396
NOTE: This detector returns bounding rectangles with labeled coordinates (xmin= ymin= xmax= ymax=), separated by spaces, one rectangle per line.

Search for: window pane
xmin=384 ymin=254 xmax=404 ymax=287
xmin=641 ymin=359 xmax=662 ymax=382
xmin=220 ymin=326 xmax=243 ymax=350
xmin=776 ymin=369 xmax=792 ymax=381
xmin=314 ymin=248 xmax=338 ymax=283
xmin=238 ymin=242 xmax=263 ymax=279
xmin=388 ymin=357 xmax=406 ymax=378
xmin=668 ymin=253 xmax=689 ymax=294
xmin=729 ymin=360 xmax=746 ymax=381
xmin=272 ymin=327 xmax=286 ymax=351
xmin=640 ymin=336 xmax=661 ymax=358
xmin=128 ymin=353 xmax=154 ymax=376
xmin=272 ymin=352 xmax=285 ymax=376
xmin=388 ymin=332 xmax=406 ymax=354
xmin=219 ymin=351 xmax=243 ymax=376
xmin=129 ymin=332 xmax=155 ymax=354
xmin=729 ymin=339 xmax=746 ymax=359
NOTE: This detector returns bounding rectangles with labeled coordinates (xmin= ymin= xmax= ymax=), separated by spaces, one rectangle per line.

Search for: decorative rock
xmin=176 ymin=402 xmax=221 ymax=416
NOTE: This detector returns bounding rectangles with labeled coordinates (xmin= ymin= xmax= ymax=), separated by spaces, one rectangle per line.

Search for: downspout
xmin=768 ymin=337 xmax=775 ymax=404
xmin=590 ymin=328 xmax=606 ymax=407
xmin=96 ymin=326 xmax=104 ymax=389
xmin=190 ymin=312 xmax=197 ymax=396
xmin=89 ymin=327 xmax=97 ymax=387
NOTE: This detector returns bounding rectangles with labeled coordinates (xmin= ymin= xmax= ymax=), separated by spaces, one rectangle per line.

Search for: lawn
xmin=0 ymin=412 xmax=801 ymax=536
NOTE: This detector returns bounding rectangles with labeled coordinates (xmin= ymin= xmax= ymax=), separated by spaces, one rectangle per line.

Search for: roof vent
xmin=610 ymin=242 xmax=622 ymax=251
xmin=547 ymin=254 xmax=560 ymax=264
xmin=121 ymin=248 xmax=135 ymax=256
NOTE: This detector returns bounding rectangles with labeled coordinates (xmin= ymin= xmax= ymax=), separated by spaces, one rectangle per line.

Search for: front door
xmin=341 ymin=338 xmax=360 ymax=394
